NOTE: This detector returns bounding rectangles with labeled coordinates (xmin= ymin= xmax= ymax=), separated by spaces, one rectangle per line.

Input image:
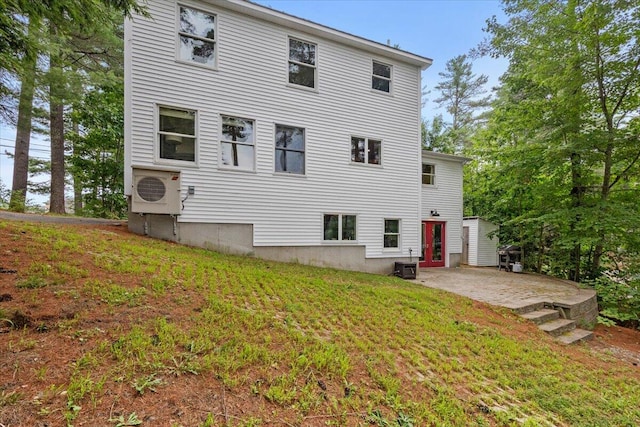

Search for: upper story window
xmin=221 ymin=115 xmax=254 ymax=170
xmin=275 ymin=125 xmax=305 ymax=174
xmin=289 ymin=38 xmax=316 ymax=89
xmin=422 ymin=164 xmax=435 ymax=185
xmin=178 ymin=6 xmax=216 ymax=67
xmin=324 ymin=214 xmax=357 ymax=241
xmin=372 ymin=60 xmax=392 ymax=93
xmin=351 ymin=137 xmax=381 ymax=165
xmin=158 ymin=106 xmax=196 ymax=162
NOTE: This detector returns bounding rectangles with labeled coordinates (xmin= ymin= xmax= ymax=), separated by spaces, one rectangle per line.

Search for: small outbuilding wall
xmin=462 ymin=217 xmax=499 ymax=267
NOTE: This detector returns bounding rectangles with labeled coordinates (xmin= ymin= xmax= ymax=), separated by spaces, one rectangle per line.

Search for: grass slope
xmin=0 ymin=220 xmax=639 ymax=426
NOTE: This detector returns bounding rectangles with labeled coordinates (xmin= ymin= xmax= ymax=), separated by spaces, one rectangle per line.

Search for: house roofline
xmin=208 ymin=0 xmax=433 ymax=70
xmin=422 ymin=150 xmax=471 ymax=163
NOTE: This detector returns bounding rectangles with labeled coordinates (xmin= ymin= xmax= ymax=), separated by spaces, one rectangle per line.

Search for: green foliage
xmin=132 ymin=374 xmax=162 ymax=395
xmin=595 ymin=268 xmax=640 ymax=327
xmin=466 ymin=0 xmax=640 ymax=283
xmin=109 ymin=412 xmax=142 ymax=427
xmin=430 ymin=54 xmax=490 ymax=154
xmin=68 ymin=83 xmax=127 ymax=218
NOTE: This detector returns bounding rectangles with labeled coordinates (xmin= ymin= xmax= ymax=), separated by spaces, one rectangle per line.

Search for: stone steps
xmin=520 ymin=308 xmax=560 ymax=325
xmin=514 ymin=297 xmax=596 ymax=345
xmin=539 ymin=318 xmax=576 ymax=337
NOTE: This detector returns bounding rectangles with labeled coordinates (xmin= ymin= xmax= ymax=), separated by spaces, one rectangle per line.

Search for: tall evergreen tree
xmin=433 ymin=54 xmax=490 ymax=153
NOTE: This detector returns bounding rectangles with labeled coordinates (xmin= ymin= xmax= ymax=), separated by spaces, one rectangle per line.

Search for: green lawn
xmin=0 ymin=220 xmax=638 ymax=426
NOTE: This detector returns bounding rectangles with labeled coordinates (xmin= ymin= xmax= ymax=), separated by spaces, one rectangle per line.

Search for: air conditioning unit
xmin=131 ymin=167 xmax=182 ymax=215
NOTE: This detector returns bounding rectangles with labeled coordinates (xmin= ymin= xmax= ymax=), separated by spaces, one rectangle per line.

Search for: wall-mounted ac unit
xmin=131 ymin=167 xmax=182 ymax=215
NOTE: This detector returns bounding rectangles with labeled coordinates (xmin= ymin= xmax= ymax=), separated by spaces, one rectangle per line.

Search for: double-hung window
xmin=372 ymin=60 xmax=392 ymax=93
xmin=422 ymin=164 xmax=436 ymax=185
xmin=275 ymin=125 xmax=305 ymax=174
xmin=178 ymin=6 xmax=216 ymax=67
xmin=221 ymin=115 xmax=255 ymax=170
xmin=324 ymin=214 xmax=357 ymax=241
xmin=158 ymin=106 xmax=196 ymax=162
xmin=351 ymin=137 xmax=381 ymax=165
xmin=288 ymin=38 xmax=317 ymax=89
xmin=384 ymin=219 xmax=400 ymax=248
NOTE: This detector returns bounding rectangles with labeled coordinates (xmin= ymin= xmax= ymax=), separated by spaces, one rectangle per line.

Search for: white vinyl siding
xmin=126 ymin=0 xmax=425 ymax=258
xmin=422 ymin=153 xmax=465 ymax=265
xmin=464 ymin=218 xmax=499 ymax=266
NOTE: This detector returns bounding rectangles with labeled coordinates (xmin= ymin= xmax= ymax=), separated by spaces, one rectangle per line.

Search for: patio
xmin=413 ymin=266 xmax=598 ymax=343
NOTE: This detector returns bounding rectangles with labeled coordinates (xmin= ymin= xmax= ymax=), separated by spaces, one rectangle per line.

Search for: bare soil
xmin=1 ymin=221 xmax=639 ymax=426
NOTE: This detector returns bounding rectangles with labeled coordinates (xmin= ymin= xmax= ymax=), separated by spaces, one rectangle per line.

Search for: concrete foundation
xmin=127 ymin=211 xmax=413 ymax=274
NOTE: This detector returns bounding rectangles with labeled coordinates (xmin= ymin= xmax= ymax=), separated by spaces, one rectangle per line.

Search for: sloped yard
xmin=1 ymin=220 xmax=639 ymax=426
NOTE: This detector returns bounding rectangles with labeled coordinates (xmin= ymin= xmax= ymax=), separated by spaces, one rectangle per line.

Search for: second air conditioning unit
xmin=131 ymin=167 xmax=182 ymax=215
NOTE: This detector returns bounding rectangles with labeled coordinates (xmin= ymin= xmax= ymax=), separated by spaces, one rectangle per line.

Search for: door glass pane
xmin=432 ymin=224 xmax=442 ymax=261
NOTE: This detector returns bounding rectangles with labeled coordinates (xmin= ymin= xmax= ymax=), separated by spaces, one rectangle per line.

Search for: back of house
xmin=124 ymin=0 xmax=434 ymax=273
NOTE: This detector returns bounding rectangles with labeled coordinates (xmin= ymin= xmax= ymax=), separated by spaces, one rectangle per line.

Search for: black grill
xmin=498 ymin=245 xmax=521 ymax=272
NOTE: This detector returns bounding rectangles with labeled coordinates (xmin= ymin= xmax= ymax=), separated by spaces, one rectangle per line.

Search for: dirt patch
xmin=1 ymin=219 xmax=640 ymax=426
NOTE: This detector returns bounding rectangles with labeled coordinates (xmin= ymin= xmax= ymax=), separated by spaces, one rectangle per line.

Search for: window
xmin=289 ymin=38 xmax=316 ymax=88
xmin=384 ymin=219 xmax=400 ymax=248
xmin=275 ymin=125 xmax=305 ymax=174
xmin=422 ymin=164 xmax=435 ymax=185
xmin=372 ymin=60 xmax=391 ymax=93
xmin=351 ymin=137 xmax=381 ymax=165
xmin=221 ymin=116 xmax=254 ymax=170
xmin=324 ymin=214 xmax=357 ymax=241
xmin=158 ymin=107 xmax=196 ymax=162
xmin=178 ymin=6 xmax=216 ymax=66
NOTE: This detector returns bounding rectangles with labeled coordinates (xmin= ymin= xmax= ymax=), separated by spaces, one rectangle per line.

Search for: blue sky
xmin=0 ymin=0 xmax=509 ymax=200
xmin=254 ymin=0 xmax=509 ymax=115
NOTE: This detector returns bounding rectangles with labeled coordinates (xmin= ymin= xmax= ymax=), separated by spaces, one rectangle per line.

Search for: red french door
xmin=419 ymin=221 xmax=446 ymax=268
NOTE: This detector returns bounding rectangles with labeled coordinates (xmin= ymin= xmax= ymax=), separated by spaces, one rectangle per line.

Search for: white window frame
xmin=288 ymin=36 xmax=317 ymax=90
xmin=372 ymin=60 xmax=392 ymax=93
xmin=350 ymin=136 xmax=382 ymax=166
xmin=156 ymin=105 xmax=198 ymax=166
xmin=383 ymin=219 xmax=401 ymax=249
xmin=323 ymin=213 xmax=357 ymax=242
xmin=177 ymin=4 xmax=217 ymax=69
xmin=422 ymin=164 xmax=436 ymax=185
xmin=274 ymin=124 xmax=306 ymax=175
xmin=219 ymin=115 xmax=256 ymax=171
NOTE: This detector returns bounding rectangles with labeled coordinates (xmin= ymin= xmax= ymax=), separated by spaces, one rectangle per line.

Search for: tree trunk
xmin=48 ymin=22 xmax=66 ymax=214
xmin=72 ymin=121 xmax=83 ymax=215
xmin=9 ymin=50 xmax=37 ymax=212
xmin=49 ymin=99 xmax=66 ymax=214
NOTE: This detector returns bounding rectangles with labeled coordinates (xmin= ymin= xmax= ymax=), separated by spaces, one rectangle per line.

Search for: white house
xmin=124 ymin=0 xmax=464 ymax=273
xmin=462 ymin=217 xmax=499 ymax=267
xmin=420 ymin=151 xmax=468 ymax=268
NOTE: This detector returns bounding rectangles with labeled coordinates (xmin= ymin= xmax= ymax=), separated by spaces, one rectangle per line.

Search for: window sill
xmin=322 ymin=240 xmax=359 ymax=245
xmin=155 ymin=158 xmax=199 ymax=168
xmin=273 ymin=172 xmax=307 ymax=178
xmin=370 ymin=88 xmax=393 ymax=96
xmin=286 ymin=82 xmax=319 ymax=94
xmin=175 ymin=58 xmax=218 ymax=71
xmin=219 ymin=166 xmax=257 ymax=174
xmin=350 ymin=162 xmax=383 ymax=168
